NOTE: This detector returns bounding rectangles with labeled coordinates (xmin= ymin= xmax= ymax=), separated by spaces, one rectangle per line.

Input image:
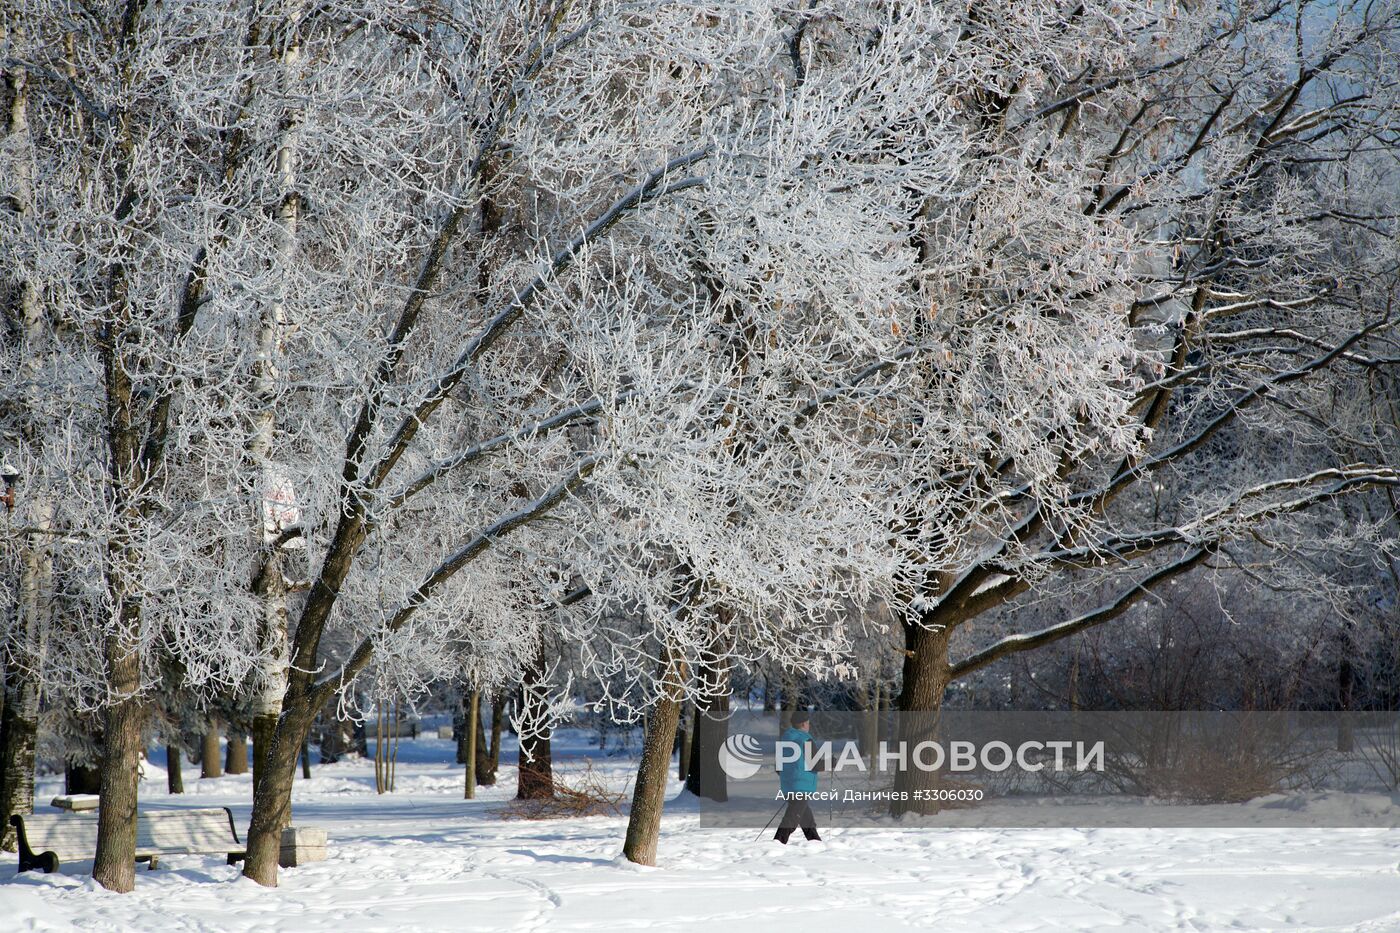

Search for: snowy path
xmin=3 ymin=734 xmax=1399 ymax=931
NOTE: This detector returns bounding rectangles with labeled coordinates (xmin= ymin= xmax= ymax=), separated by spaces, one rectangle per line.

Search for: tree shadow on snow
xmin=504 ymin=848 xmax=616 ymax=867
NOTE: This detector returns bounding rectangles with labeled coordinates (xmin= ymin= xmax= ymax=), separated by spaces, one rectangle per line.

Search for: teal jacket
xmin=778 ymin=726 xmax=818 ymax=794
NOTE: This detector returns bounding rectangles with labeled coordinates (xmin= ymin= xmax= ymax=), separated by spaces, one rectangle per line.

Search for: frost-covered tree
xmin=3 ymin=0 xmax=333 ymax=889
xmin=6 ymin=0 xmax=1398 ymax=887
xmin=844 ymin=1 xmax=1400 ymax=810
xmin=0 ymin=23 xmax=54 ymax=849
xmin=4 ymin=0 xmax=937 ymax=886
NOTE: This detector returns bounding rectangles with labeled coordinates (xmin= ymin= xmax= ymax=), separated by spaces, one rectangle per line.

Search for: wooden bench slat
xmin=12 ymin=807 xmax=244 ymax=873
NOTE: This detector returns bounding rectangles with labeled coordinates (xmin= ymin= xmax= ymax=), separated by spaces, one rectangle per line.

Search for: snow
xmin=3 ymin=731 xmax=1399 ymax=932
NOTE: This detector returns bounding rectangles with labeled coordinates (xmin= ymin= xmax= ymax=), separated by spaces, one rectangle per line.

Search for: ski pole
xmin=754 ymin=799 xmax=786 ymax=841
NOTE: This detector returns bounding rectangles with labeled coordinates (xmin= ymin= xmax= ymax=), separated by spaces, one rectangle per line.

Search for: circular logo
xmin=719 ymin=732 xmax=764 ymax=780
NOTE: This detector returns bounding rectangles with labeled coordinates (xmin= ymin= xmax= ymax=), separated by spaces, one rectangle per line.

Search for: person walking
xmin=775 ymin=711 xmax=822 ymax=844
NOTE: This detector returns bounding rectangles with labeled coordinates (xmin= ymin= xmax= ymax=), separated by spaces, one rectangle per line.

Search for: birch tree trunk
xmin=0 ymin=497 xmax=52 ymax=854
xmin=249 ymin=0 xmax=301 ymax=808
xmin=0 ymin=13 xmax=53 ymax=856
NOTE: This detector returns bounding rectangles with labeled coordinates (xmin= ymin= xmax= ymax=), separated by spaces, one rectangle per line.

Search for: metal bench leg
xmin=19 ymin=852 xmax=60 ymax=873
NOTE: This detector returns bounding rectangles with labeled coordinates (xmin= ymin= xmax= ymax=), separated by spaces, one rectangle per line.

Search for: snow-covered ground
xmin=3 ymin=730 xmax=1399 ymax=932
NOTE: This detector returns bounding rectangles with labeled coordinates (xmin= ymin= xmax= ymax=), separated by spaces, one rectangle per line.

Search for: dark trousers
xmin=774 ymin=798 xmax=821 ymax=843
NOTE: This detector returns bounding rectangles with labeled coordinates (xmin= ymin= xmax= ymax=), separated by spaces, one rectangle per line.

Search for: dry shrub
xmin=497 ymin=762 xmax=627 ymax=820
xmin=1101 ymin=715 xmax=1322 ymax=804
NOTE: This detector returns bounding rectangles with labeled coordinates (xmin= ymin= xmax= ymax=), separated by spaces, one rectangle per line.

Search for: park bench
xmin=50 ymin=794 xmax=99 ymax=811
xmin=11 ymin=807 xmax=245 ymax=873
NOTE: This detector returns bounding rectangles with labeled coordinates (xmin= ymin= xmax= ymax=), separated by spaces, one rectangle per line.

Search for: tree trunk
xmin=624 ymin=649 xmax=687 ymax=865
xmin=892 ymin=619 xmax=952 ymax=816
xmin=226 ymin=728 xmax=249 ymax=774
xmin=353 ymin=715 xmax=369 ymax=758
xmin=300 ymin=739 xmax=311 ymax=779
xmin=250 ymin=549 xmax=288 ymax=793
xmin=374 ymin=703 xmax=387 ymax=793
xmin=859 ymin=680 xmax=879 ymax=759
xmin=0 ymin=668 xmax=40 ymax=852
xmin=246 ymin=0 xmax=299 ymax=795
xmin=486 ymin=694 xmax=504 ymax=780
xmin=0 ymin=8 xmax=53 ymax=857
xmin=388 ymin=702 xmax=401 ymax=793
xmin=92 ymin=611 xmax=148 ymax=893
xmin=242 ymin=697 xmax=312 ymax=886
xmin=165 ymin=741 xmax=184 ymax=794
xmin=201 ymin=723 xmax=223 ymax=779
xmin=676 ymin=701 xmax=692 ymax=783
xmin=454 ymin=698 xmax=468 ymax=764
xmin=67 ymin=761 xmax=102 ymax=795
xmin=1337 ymin=647 xmax=1356 ymax=752
xmin=684 ymin=653 xmax=730 ymax=802
xmin=464 ymin=689 xmax=478 ymax=799
xmin=779 ymin=667 xmax=796 ymax=731
xmin=473 ymin=696 xmax=493 ymax=785
xmin=316 ymin=719 xmax=338 ymax=763
xmin=516 ymin=651 xmax=554 ymax=800
xmin=516 ymin=729 xmax=553 ymax=799
xmin=0 ymin=512 xmax=47 ymax=851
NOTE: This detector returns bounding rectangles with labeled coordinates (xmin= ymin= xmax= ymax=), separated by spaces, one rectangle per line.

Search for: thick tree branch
xmin=948 ymin=545 xmax=1213 ymax=680
xmin=310 ymin=452 xmax=604 ymax=705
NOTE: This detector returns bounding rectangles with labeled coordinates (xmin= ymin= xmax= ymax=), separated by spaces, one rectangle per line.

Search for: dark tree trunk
xmin=253 ymin=712 xmax=277 ymax=787
xmin=0 ymin=659 xmax=40 ymax=851
xmin=316 ymin=709 xmax=344 ymax=764
xmin=486 ymin=694 xmax=504 ymax=780
xmin=225 ymin=728 xmax=249 ymax=775
xmin=858 ymin=682 xmax=880 ymax=759
xmin=201 ymin=723 xmax=223 ymax=779
xmin=67 ymin=761 xmax=102 ymax=795
xmin=92 ymin=614 xmax=148 ymax=893
xmin=316 ymin=723 xmax=339 ymax=763
xmin=454 ymin=698 xmax=468 ymax=765
xmin=624 ymin=650 xmax=686 ymax=865
xmin=515 ymin=649 xmax=554 ymax=800
xmin=353 ymin=717 xmax=368 ymax=758
xmin=684 ymin=655 xmax=730 ymax=802
xmin=300 ymin=739 xmax=311 ymax=779
xmin=1337 ymin=655 xmax=1356 ymax=752
xmin=473 ymin=696 xmax=493 ymax=785
xmin=779 ymin=667 xmax=796 ymax=730
xmin=243 ymin=707 xmax=305 ymax=886
xmin=516 ymin=729 xmax=553 ymax=799
xmin=676 ymin=701 xmax=692 ymax=783
xmin=165 ymin=741 xmax=184 ymax=794
xmin=892 ymin=619 xmax=952 ymax=816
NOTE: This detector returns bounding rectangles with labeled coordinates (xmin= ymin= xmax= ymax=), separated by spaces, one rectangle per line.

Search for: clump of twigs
xmin=497 ymin=762 xmax=627 ymax=820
